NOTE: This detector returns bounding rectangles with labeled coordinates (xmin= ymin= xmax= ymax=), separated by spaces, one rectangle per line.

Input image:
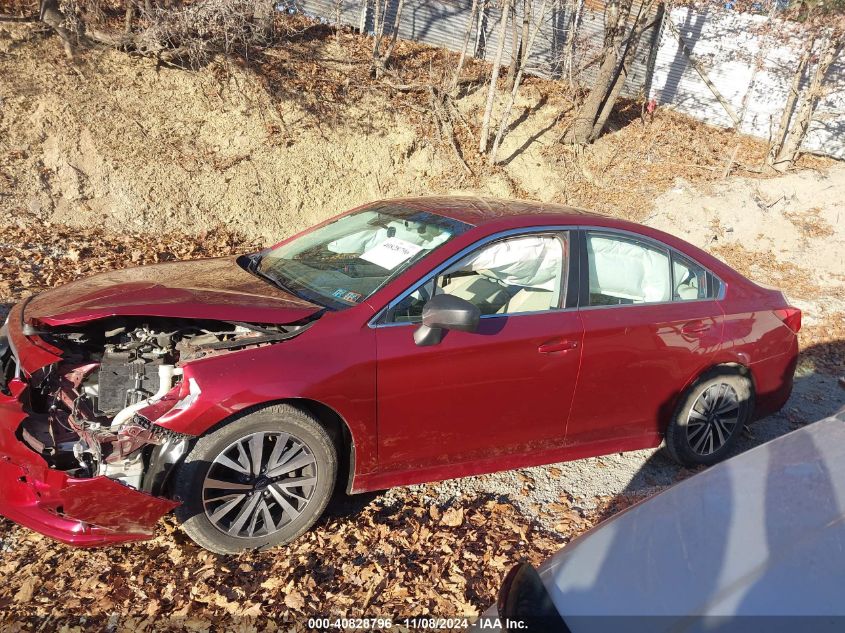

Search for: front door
xmin=373 ymin=231 xmax=584 ymax=473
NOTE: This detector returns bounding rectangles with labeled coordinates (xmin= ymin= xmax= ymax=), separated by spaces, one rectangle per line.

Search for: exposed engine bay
xmin=16 ymin=318 xmax=308 ymax=496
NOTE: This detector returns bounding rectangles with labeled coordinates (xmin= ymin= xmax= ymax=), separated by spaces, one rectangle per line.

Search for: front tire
xmin=665 ymin=369 xmax=753 ymax=467
xmin=174 ymin=404 xmax=337 ymax=554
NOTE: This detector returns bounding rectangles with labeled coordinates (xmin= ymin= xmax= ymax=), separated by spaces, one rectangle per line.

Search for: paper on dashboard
xmin=360 ymin=237 xmax=424 ymax=270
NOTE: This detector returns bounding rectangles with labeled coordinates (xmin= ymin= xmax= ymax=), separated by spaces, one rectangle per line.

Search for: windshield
xmin=255 ymin=204 xmax=472 ymax=308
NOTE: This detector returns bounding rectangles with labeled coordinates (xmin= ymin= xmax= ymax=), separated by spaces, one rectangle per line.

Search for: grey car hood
xmin=540 ymin=409 xmax=845 ymax=633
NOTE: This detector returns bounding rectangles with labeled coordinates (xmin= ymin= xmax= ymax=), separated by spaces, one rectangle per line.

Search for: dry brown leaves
xmin=0 ymin=220 xmax=263 ymax=309
xmin=0 ymin=492 xmax=582 ymax=630
xmin=710 ymin=243 xmax=823 ymax=299
xmin=799 ymin=322 xmax=845 ymax=376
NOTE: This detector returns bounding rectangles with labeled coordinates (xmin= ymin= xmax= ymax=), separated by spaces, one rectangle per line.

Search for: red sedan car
xmin=0 ymin=197 xmax=799 ymax=553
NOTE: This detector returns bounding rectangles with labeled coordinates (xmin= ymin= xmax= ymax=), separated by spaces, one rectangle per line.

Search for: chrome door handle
xmin=538 ymin=340 xmax=579 ymax=354
xmin=681 ymin=321 xmax=711 ymax=334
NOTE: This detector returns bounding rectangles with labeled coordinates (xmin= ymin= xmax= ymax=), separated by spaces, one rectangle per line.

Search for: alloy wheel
xmin=686 ymin=383 xmax=740 ymax=456
xmin=202 ymin=431 xmax=318 ymax=538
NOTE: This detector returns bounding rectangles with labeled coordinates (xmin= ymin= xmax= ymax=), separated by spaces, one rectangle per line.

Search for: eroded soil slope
xmin=2 ymin=20 xmax=827 ymax=240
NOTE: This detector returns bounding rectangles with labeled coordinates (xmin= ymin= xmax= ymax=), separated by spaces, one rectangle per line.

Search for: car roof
xmin=381 ymin=195 xmax=606 ymax=227
xmin=538 ymin=408 xmax=845 ymax=625
xmin=362 ymin=195 xmax=758 ymax=294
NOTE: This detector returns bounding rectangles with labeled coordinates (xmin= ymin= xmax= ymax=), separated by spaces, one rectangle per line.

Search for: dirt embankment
xmin=0 ymin=27 xmax=442 ymax=241
xmin=2 ymin=20 xmax=831 ymax=240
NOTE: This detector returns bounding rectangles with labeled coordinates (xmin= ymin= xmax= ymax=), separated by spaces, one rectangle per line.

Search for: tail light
xmin=775 ymin=307 xmax=802 ymax=333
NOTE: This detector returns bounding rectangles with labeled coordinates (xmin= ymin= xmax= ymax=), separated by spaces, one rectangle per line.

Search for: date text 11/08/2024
xmin=305 ymin=617 xmax=519 ymax=629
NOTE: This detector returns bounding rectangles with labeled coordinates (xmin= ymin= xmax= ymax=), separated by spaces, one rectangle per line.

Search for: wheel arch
xmin=284 ymin=398 xmax=358 ymax=495
xmin=661 ymin=360 xmax=757 ymax=435
xmin=160 ymin=397 xmax=361 ymax=498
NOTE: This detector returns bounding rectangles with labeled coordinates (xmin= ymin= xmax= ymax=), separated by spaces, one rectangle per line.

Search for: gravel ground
xmin=382 ymin=367 xmax=845 ymax=531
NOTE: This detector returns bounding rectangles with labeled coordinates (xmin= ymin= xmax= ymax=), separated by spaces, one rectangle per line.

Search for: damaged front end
xmin=0 ymin=299 xmax=309 ymax=546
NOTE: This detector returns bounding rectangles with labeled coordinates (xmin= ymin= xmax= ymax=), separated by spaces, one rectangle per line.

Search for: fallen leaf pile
xmin=0 ymin=491 xmax=620 ymax=630
xmin=0 ymin=221 xmax=263 ymax=309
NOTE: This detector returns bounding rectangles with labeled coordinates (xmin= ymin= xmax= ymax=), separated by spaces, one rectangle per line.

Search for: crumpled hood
xmin=25 ymin=256 xmax=322 ymax=326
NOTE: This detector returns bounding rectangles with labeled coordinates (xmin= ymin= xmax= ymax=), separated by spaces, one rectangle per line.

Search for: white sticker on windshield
xmin=360 ymin=237 xmax=424 ymax=270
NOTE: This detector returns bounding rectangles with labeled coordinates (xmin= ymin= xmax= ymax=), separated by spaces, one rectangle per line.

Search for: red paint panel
xmin=26 ymin=256 xmax=321 ymax=327
xmin=59 ymin=477 xmax=178 ymax=534
xmin=6 ymin=302 xmax=62 ymax=374
xmin=567 ymin=301 xmax=724 ymax=445
xmin=153 ymin=309 xmax=380 ymax=474
xmin=374 ymin=311 xmax=584 ymax=472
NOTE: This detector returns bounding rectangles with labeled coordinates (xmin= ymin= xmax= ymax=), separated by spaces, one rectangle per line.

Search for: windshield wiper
xmin=243 ymin=255 xmax=331 ymax=309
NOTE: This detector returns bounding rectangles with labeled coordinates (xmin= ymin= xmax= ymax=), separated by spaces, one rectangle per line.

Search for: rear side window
xmin=585 ymin=232 xmax=671 ymax=305
xmin=672 ymin=253 xmax=709 ymax=300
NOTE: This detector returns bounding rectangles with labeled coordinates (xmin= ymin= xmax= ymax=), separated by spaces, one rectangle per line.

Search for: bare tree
xmin=479 ymin=0 xmax=513 ymax=153
xmin=562 ymin=0 xmax=659 ymax=145
xmin=450 ymin=0 xmax=482 ymax=93
xmin=372 ymin=0 xmax=406 ymax=77
xmin=504 ymin=0 xmax=532 ymax=89
xmin=562 ymin=0 xmax=584 ymax=86
xmin=372 ymin=0 xmax=384 ymax=64
xmin=490 ymin=0 xmax=549 ymax=163
xmin=766 ymin=31 xmax=842 ymax=171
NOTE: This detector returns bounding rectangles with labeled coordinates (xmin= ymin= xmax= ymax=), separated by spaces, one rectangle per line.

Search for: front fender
xmin=152 ymin=316 xmax=378 ymax=473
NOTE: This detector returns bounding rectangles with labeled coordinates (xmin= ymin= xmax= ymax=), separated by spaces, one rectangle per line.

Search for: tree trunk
xmin=520 ymin=0 xmax=531 ymax=67
xmin=449 ymin=0 xmax=480 ymax=93
xmin=39 ymin=0 xmax=75 ymax=58
xmin=253 ymin=0 xmax=274 ymax=42
xmin=124 ymin=0 xmax=134 ymax=34
xmin=562 ymin=0 xmax=627 ymax=144
xmin=765 ymin=34 xmax=814 ymax=169
xmin=504 ymin=0 xmax=520 ymax=90
xmin=565 ymin=0 xmax=583 ymax=87
xmin=377 ymin=0 xmax=405 ymax=76
xmin=563 ymin=0 xmax=656 ymax=145
xmin=479 ymin=0 xmax=511 ymax=153
xmin=372 ymin=0 xmax=383 ymax=61
xmin=770 ymin=36 xmax=841 ymax=172
xmin=490 ymin=0 xmax=548 ymax=164
xmin=586 ymin=0 xmax=655 ymax=142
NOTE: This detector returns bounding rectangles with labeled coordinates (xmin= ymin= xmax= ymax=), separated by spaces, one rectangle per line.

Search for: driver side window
xmin=387 ymin=233 xmax=567 ymax=323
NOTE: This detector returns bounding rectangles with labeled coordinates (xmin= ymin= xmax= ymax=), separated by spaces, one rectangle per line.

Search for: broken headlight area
xmin=16 ymin=317 xmax=307 ymax=496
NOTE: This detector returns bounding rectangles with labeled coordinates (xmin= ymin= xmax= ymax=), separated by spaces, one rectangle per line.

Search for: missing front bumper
xmin=0 ymin=382 xmax=178 ymax=547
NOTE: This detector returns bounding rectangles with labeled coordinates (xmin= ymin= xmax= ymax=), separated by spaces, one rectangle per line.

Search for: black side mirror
xmin=414 ymin=294 xmax=480 ymax=346
xmin=497 ymin=563 xmax=568 ymax=633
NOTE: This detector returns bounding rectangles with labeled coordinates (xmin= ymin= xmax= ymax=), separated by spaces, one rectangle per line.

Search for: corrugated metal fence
xmin=284 ymin=0 xmax=844 ymax=159
xmin=286 ymin=0 xmax=658 ymax=98
xmin=650 ymin=7 xmax=845 ymax=160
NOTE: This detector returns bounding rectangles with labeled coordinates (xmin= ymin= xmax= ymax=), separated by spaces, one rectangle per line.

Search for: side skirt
xmin=349 ymin=433 xmax=663 ymax=494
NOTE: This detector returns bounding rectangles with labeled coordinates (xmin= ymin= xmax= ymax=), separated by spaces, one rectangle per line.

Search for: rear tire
xmin=174 ymin=404 xmax=337 ymax=554
xmin=665 ymin=369 xmax=753 ymax=467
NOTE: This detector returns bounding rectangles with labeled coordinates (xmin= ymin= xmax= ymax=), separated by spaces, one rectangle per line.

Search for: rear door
xmin=565 ymin=230 xmax=724 ymax=448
